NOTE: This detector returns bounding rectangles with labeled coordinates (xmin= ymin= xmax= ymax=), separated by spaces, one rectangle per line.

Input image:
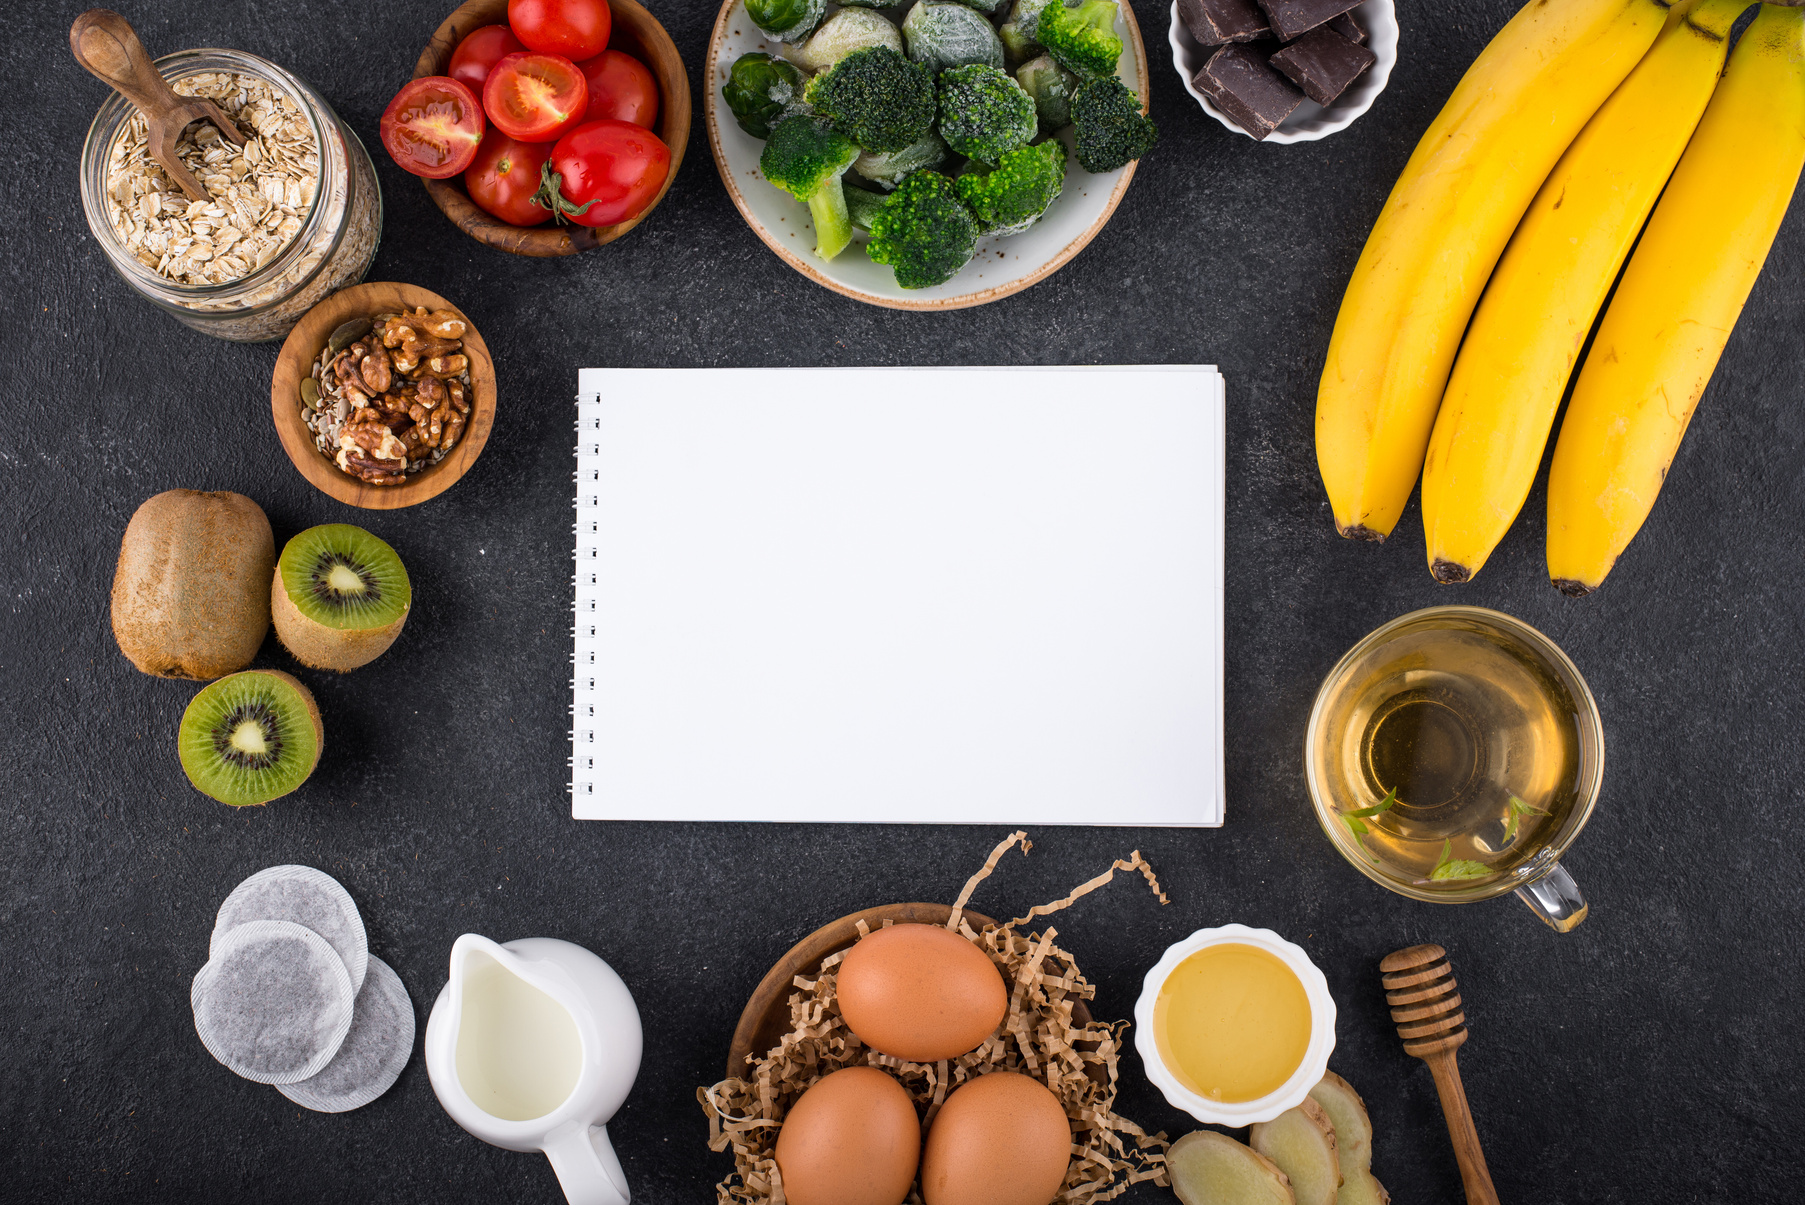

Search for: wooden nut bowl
xmin=271 ymin=281 xmax=496 ymax=509
xmin=413 ymin=0 xmax=691 ymax=256
xmin=726 ymin=903 xmax=1096 ymax=1082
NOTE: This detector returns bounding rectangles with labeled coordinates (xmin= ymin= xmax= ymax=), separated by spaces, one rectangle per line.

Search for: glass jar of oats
xmin=78 ymin=48 xmax=382 ymax=343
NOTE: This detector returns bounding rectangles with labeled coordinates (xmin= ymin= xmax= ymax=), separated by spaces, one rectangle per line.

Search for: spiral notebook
xmin=571 ymin=366 xmax=1225 ymax=826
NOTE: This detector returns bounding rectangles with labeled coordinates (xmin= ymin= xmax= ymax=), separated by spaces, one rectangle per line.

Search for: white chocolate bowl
xmin=1167 ymin=0 xmax=1398 ymax=144
xmin=1133 ymin=923 xmax=1337 ymax=1126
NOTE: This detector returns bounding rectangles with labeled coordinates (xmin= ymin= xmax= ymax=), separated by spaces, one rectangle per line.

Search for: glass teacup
xmin=1304 ymin=606 xmax=1603 ymax=931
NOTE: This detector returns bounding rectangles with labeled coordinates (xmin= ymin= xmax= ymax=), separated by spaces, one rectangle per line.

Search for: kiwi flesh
xmin=272 ymin=525 xmax=411 ymax=672
xmin=111 ymin=490 xmax=274 ymax=680
xmin=178 ymin=670 xmax=322 ymax=806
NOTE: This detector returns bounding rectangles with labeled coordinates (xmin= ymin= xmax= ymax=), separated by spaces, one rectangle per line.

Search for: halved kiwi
xmin=178 ymin=670 xmax=323 ymax=806
xmin=272 ymin=525 xmax=411 ymax=672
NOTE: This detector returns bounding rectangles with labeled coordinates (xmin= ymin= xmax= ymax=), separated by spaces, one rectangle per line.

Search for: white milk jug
xmin=425 ymin=934 xmax=642 ymax=1205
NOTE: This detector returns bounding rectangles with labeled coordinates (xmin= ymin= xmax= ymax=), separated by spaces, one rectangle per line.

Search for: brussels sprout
xmin=790 ymin=8 xmax=906 ymax=71
xmin=723 ymin=53 xmax=808 ymax=139
xmin=1016 ymin=54 xmax=1078 ymax=128
xmin=746 ymin=0 xmax=826 ymax=43
xmin=901 ymin=0 xmax=1005 ymax=73
xmin=999 ymin=0 xmax=1053 ymax=60
xmin=853 ymin=130 xmax=950 ymax=188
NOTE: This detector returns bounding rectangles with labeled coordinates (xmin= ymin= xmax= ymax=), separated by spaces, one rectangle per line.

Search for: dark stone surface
xmin=6 ymin=0 xmax=1803 ymax=1201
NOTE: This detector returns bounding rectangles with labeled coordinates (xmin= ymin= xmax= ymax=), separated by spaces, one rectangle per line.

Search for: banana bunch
xmin=1316 ymin=0 xmax=1805 ymax=593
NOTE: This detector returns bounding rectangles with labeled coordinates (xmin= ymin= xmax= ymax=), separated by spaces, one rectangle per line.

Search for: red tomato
xmin=379 ymin=76 xmax=485 ymax=179
xmin=508 ymin=0 xmax=612 ymax=60
xmin=465 ymin=129 xmax=555 ymax=226
xmin=577 ymin=50 xmax=658 ymax=128
xmin=483 ymin=52 xmax=589 ymax=141
xmin=539 ymin=118 xmax=670 ymax=227
xmin=447 ymin=24 xmax=526 ymax=92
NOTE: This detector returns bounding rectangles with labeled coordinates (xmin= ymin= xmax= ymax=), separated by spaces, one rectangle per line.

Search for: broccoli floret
xmin=1015 ymin=54 xmax=1078 ymax=128
xmin=999 ymin=0 xmax=1054 ymax=61
xmin=1070 ymin=75 xmax=1157 ymax=172
xmin=853 ymin=129 xmax=949 ymax=189
xmin=804 ymin=47 xmax=936 ymax=153
xmin=955 ymin=139 xmax=1066 ymax=234
xmin=745 ymin=0 xmax=825 ymax=44
xmin=1040 ymin=0 xmax=1123 ymax=78
xmin=901 ymin=1 xmax=1005 ymax=73
xmin=791 ymin=8 xmax=904 ymax=71
xmin=844 ymin=183 xmax=888 ymax=232
xmin=723 ymin=53 xmax=808 ymax=140
xmin=866 ymin=170 xmax=980 ymax=288
xmin=936 ymin=64 xmax=1037 ymax=164
xmin=760 ymin=115 xmax=861 ymax=260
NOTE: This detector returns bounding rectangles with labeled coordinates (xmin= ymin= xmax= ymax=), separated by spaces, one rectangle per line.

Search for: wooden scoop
xmin=70 ymin=9 xmax=246 ymax=203
xmin=1381 ymin=944 xmax=1500 ymax=1205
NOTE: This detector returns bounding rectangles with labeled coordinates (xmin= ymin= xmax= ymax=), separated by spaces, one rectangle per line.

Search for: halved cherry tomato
xmin=484 ymin=52 xmax=589 ymax=142
xmin=465 ymin=129 xmax=555 ymax=226
xmin=448 ymin=24 xmax=526 ymax=92
xmin=508 ymin=0 xmax=612 ymax=61
xmin=534 ymin=118 xmax=670 ymax=228
xmin=379 ymin=76 xmax=485 ymax=179
xmin=577 ymin=49 xmax=658 ymax=128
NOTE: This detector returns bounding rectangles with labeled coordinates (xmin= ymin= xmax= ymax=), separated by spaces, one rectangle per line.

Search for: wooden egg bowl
xmin=726 ymin=903 xmax=1098 ymax=1082
xmin=271 ymin=282 xmax=496 ymax=509
xmin=413 ymin=0 xmax=691 ymax=256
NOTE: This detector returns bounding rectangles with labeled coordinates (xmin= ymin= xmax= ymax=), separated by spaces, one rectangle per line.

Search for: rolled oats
xmin=105 ymin=72 xmax=318 ymax=289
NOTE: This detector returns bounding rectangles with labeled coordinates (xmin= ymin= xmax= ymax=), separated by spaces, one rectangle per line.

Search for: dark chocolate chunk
xmin=1328 ymin=8 xmax=1367 ymax=44
xmin=1178 ymin=0 xmax=1272 ymax=44
xmin=1255 ymin=0 xmax=1361 ymax=42
xmin=1192 ymin=42 xmax=1306 ymax=139
xmin=1269 ymin=25 xmax=1376 ymax=105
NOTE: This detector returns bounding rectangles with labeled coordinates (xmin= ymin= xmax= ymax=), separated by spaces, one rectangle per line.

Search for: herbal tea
xmin=1308 ymin=615 xmax=1587 ymax=888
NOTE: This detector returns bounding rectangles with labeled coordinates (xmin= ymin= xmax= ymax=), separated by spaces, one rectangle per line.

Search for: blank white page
xmin=572 ymin=366 xmax=1224 ymax=827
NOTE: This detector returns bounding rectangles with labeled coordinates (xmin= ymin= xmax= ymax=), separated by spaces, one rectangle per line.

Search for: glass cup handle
xmin=1515 ymin=863 xmax=1588 ymax=932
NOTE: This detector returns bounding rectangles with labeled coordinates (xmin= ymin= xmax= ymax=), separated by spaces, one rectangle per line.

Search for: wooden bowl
xmin=413 ymin=0 xmax=692 ymax=256
xmin=725 ymin=903 xmax=1097 ymax=1081
xmin=271 ymin=282 xmax=496 ymax=509
xmin=704 ymin=0 xmax=1150 ymax=309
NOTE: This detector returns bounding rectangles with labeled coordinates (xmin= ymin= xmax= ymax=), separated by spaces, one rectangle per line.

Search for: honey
xmin=1152 ymin=943 xmax=1312 ymax=1103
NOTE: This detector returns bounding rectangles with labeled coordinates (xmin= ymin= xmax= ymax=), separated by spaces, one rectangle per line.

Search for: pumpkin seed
xmin=327 ymin=317 xmax=371 ymax=355
xmin=300 ymin=377 xmax=322 ymax=410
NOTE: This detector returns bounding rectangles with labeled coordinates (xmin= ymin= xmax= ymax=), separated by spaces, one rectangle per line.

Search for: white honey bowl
xmin=1167 ymin=0 xmax=1399 ymax=144
xmin=1132 ymin=923 xmax=1338 ymax=1125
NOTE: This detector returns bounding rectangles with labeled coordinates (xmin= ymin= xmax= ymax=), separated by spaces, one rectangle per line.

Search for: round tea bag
xmin=192 ymin=920 xmax=355 ymax=1085
xmin=277 ymin=955 xmax=415 ymax=1113
xmin=212 ymin=865 xmax=368 ymax=994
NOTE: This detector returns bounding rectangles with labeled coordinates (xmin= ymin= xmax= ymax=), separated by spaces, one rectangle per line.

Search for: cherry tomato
xmin=577 ymin=49 xmax=658 ymax=128
xmin=537 ymin=118 xmax=670 ymax=227
xmin=484 ymin=52 xmax=589 ymax=141
xmin=379 ymin=76 xmax=485 ymax=179
xmin=465 ymin=129 xmax=555 ymax=226
xmin=508 ymin=0 xmax=612 ymax=61
xmin=447 ymin=24 xmax=526 ymax=92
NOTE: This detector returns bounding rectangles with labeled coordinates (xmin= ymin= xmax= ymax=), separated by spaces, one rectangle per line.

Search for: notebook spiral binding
xmin=569 ymin=393 xmax=603 ymax=799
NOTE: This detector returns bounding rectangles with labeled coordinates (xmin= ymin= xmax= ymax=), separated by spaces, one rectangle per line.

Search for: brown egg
xmin=773 ymin=1066 xmax=921 ymax=1205
xmin=836 ymin=924 xmax=1008 ymax=1062
xmin=920 ymin=1071 xmax=1072 ymax=1205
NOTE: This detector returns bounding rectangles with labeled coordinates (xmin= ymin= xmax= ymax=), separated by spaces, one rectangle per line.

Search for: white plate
xmin=704 ymin=0 xmax=1151 ymax=309
xmin=1168 ymin=0 xmax=1397 ymax=143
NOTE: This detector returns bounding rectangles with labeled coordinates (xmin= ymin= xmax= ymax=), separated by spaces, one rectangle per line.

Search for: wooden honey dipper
xmin=1380 ymin=944 xmax=1500 ymax=1205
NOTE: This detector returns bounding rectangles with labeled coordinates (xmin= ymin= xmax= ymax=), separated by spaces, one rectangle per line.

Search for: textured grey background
xmin=5 ymin=0 xmax=1803 ymax=1200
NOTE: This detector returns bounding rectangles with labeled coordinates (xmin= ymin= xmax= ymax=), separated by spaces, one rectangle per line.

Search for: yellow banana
xmin=1419 ymin=0 xmax=1745 ymax=583
xmin=1315 ymin=0 xmax=1669 ymax=541
xmin=1546 ymin=3 xmax=1805 ymax=594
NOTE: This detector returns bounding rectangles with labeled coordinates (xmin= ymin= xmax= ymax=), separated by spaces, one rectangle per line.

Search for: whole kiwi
xmin=111 ymin=490 xmax=275 ymax=680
